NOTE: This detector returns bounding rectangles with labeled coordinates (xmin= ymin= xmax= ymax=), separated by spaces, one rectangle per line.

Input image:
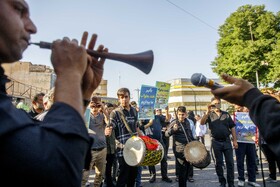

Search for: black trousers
xmin=212 ymin=139 xmax=234 ymax=186
xmin=162 ymin=132 xmax=170 ymax=157
xmin=261 ymin=144 xmax=280 ymax=180
xmin=105 ymin=153 xmax=116 ymax=186
xmin=148 ymin=140 xmax=168 ymax=178
xmin=175 ymin=157 xmax=193 ymax=178
xmin=176 ymin=157 xmax=190 ymax=187
xmin=116 ymin=156 xmax=138 ymax=187
xmin=235 ymin=143 xmax=257 ymax=182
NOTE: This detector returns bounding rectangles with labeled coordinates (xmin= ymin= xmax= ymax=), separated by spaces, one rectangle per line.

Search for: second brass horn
xmin=30 ymin=41 xmax=153 ymax=74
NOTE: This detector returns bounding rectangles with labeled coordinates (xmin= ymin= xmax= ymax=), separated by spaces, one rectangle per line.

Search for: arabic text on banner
xmin=155 ymin=81 xmax=170 ymax=109
xmin=234 ymin=112 xmax=256 ymax=143
xmin=138 ymin=85 xmax=157 ymax=120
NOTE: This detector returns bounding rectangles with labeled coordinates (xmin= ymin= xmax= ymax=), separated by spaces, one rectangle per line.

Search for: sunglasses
xmin=91 ymin=104 xmax=102 ymax=108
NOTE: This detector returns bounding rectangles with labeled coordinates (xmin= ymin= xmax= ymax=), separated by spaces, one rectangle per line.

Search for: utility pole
xmin=248 ymin=21 xmax=260 ymax=89
xmin=189 ymin=87 xmax=197 ymax=115
xmin=134 ymin=88 xmax=140 ymax=103
xmin=118 ymin=72 xmax=121 ymax=88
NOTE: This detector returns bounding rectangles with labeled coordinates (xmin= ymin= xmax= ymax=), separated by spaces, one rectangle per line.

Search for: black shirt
xmin=0 ymin=66 xmax=91 ymax=186
xmin=205 ymin=110 xmax=235 ymax=140
xmin=166 ymin=118 xmax=195 ymax=159
xmin=158 ymin=114 xmax=167 ymax=128
xmin=28 ymin=107 xmax=40 ymax=118
xmin=167 ymin=119 xmax=195 ymax=146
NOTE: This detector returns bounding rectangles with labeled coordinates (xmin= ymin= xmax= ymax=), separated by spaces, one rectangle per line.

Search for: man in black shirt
xmin=0 ymin=0 xmax=108 ymax=186
xmin=211 ymin=73 xmax=280 ymax=158
xmin=156 ymin=107 xmax=170 ymax=158
xmin=201 ymin=97 xmax=238 ymax=187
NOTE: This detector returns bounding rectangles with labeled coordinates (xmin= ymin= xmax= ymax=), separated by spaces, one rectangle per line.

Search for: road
xmin=88 ymin=133 xmax=279 ymax=187
xmin=139 ymin=134 xmax=279 ymax=187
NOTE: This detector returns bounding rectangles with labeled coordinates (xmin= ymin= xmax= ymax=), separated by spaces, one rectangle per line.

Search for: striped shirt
xmin=110 ymin=106 xmax=138 ymax=157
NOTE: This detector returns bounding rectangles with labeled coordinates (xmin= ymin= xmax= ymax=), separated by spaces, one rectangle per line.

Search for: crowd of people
xmin=80 ymin=92 xmax=279 ymax=187
xmin=7 ymin=86 xmax=280 ymax=187
xmin=1 ymin=0 xmax=280 ymax=187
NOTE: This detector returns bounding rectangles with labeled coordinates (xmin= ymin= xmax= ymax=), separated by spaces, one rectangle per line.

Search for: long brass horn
xmin=30 ymin=41 xmax=153 ymax=74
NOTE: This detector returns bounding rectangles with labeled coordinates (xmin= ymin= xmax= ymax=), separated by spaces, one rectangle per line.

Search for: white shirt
xmin=195 ymin=120 xmax=207 ymax=137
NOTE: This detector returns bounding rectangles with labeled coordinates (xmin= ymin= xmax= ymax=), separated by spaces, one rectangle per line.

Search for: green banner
xmin=155 ymin=81 xmax=170 ymax=109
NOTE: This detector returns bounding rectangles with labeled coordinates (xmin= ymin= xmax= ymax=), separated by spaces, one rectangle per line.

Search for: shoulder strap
xmin=115 ymin=108 xmax=134 ymax=136
xmin=178 ymin=119 xmax=190 ymax=144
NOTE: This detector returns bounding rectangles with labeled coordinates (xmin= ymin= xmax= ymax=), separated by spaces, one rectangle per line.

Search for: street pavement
xmin=140 ymin=134 xmax=280 ymax=187
xmin=88 ymin=133 xmax=279 ymax=187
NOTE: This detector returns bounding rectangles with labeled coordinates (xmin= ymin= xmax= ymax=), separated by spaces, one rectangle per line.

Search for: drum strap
xmin=179 ymin=121 xmax=191 ymax=144
xmin=115 ymin=108 xmax=134 ymax=136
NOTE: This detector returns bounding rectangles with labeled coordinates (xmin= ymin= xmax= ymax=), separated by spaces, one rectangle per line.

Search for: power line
xmin=165 ymin=0 xmax=217 ymax=31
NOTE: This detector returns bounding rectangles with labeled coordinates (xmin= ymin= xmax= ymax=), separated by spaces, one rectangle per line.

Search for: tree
xmin=212 ymin=5 xmax=280 ymax=88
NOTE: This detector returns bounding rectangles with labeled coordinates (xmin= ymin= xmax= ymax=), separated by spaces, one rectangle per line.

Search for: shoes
xmin=167 ymin=156 xmax=171 ymax=159
xmin=162 ymin=177 xmax=172 ymax=183
xmin=248 ymin=181 xmax=261 ymax=187
xmin=266 ymin=177 xmax=277 ymax=183
xmin=219 ymin=184 xmax=226 ymax=187
xmin=175 ymin=176 xmax=179 ymax=182
xmin=188 ymin=177 xmax=194 ymax=182
xmin=238 ymin=180 xmax=245 ymax=187
xmin=149 ymin=174 xmax=156 ymax=183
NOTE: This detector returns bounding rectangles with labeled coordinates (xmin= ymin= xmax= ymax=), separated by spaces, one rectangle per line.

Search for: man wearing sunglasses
xmin=82 ymin=96 xmax=112 ymax=187
xmin=201 ymin=97 xmax=238 ymax=187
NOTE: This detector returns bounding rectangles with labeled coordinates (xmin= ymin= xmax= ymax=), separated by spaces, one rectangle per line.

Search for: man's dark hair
xmin=177 ymin=106 xmax=186 ymax=113
xmin=188 ymin=110 xmax=195 ymax=117
xmin=91 ymin=96 xmax=101 ymax=104
xmin=117 ymin=88 xmax=130 ymax=98
xmin=106 ymin=103 xmax=114 ymax=108
xmin=33 ymin=92 xmax=45 ymax=102
xmin=130 ymin=101 xmax=137 ymax=106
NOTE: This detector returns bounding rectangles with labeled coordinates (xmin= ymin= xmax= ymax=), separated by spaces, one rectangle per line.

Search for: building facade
xmin=167 ymin=78 xmax=230 ymax=115
xmin=2 ymin=61 xmax=109 ymax=101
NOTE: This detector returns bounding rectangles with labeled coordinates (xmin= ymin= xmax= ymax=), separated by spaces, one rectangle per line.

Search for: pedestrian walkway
xmin=140 ymin=134 xmax=280 ymax=187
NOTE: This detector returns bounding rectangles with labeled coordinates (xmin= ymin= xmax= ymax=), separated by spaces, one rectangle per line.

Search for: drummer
xmin=109 ymin=88 xmax=144 ymax=187
xmin=165 ymin=106 xmax=196 ymax=187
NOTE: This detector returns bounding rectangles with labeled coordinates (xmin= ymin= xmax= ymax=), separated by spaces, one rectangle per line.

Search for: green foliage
xmin=212 ymin=5 xmax=280 ymax=88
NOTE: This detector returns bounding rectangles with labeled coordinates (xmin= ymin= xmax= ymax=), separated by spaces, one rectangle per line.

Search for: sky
xmin=23 ymin=0 xmax=280 ymax=99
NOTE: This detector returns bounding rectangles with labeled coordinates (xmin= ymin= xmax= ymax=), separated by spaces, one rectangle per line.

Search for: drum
xmin=123 ymin=136 xmax=164 ymax=166
xmin=184 ymin=141 xmax=211 ymax=169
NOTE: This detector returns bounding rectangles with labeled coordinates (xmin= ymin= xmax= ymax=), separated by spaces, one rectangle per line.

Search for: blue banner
xmin=84 ymin=107 xmax=91 ymax=129
xmin=138 ymin=85 xmax=157 ymax=119
xmin=234 ymin=112 xmax=256 ymax=143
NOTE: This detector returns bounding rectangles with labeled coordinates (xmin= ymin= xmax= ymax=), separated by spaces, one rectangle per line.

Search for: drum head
xmin=123 ymin=136 xmax=146 ymax=166
xmin=192 ymin=150 xmax=211 ymax=169
xmin=184 ymin=141 xmax=207 ymax=164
